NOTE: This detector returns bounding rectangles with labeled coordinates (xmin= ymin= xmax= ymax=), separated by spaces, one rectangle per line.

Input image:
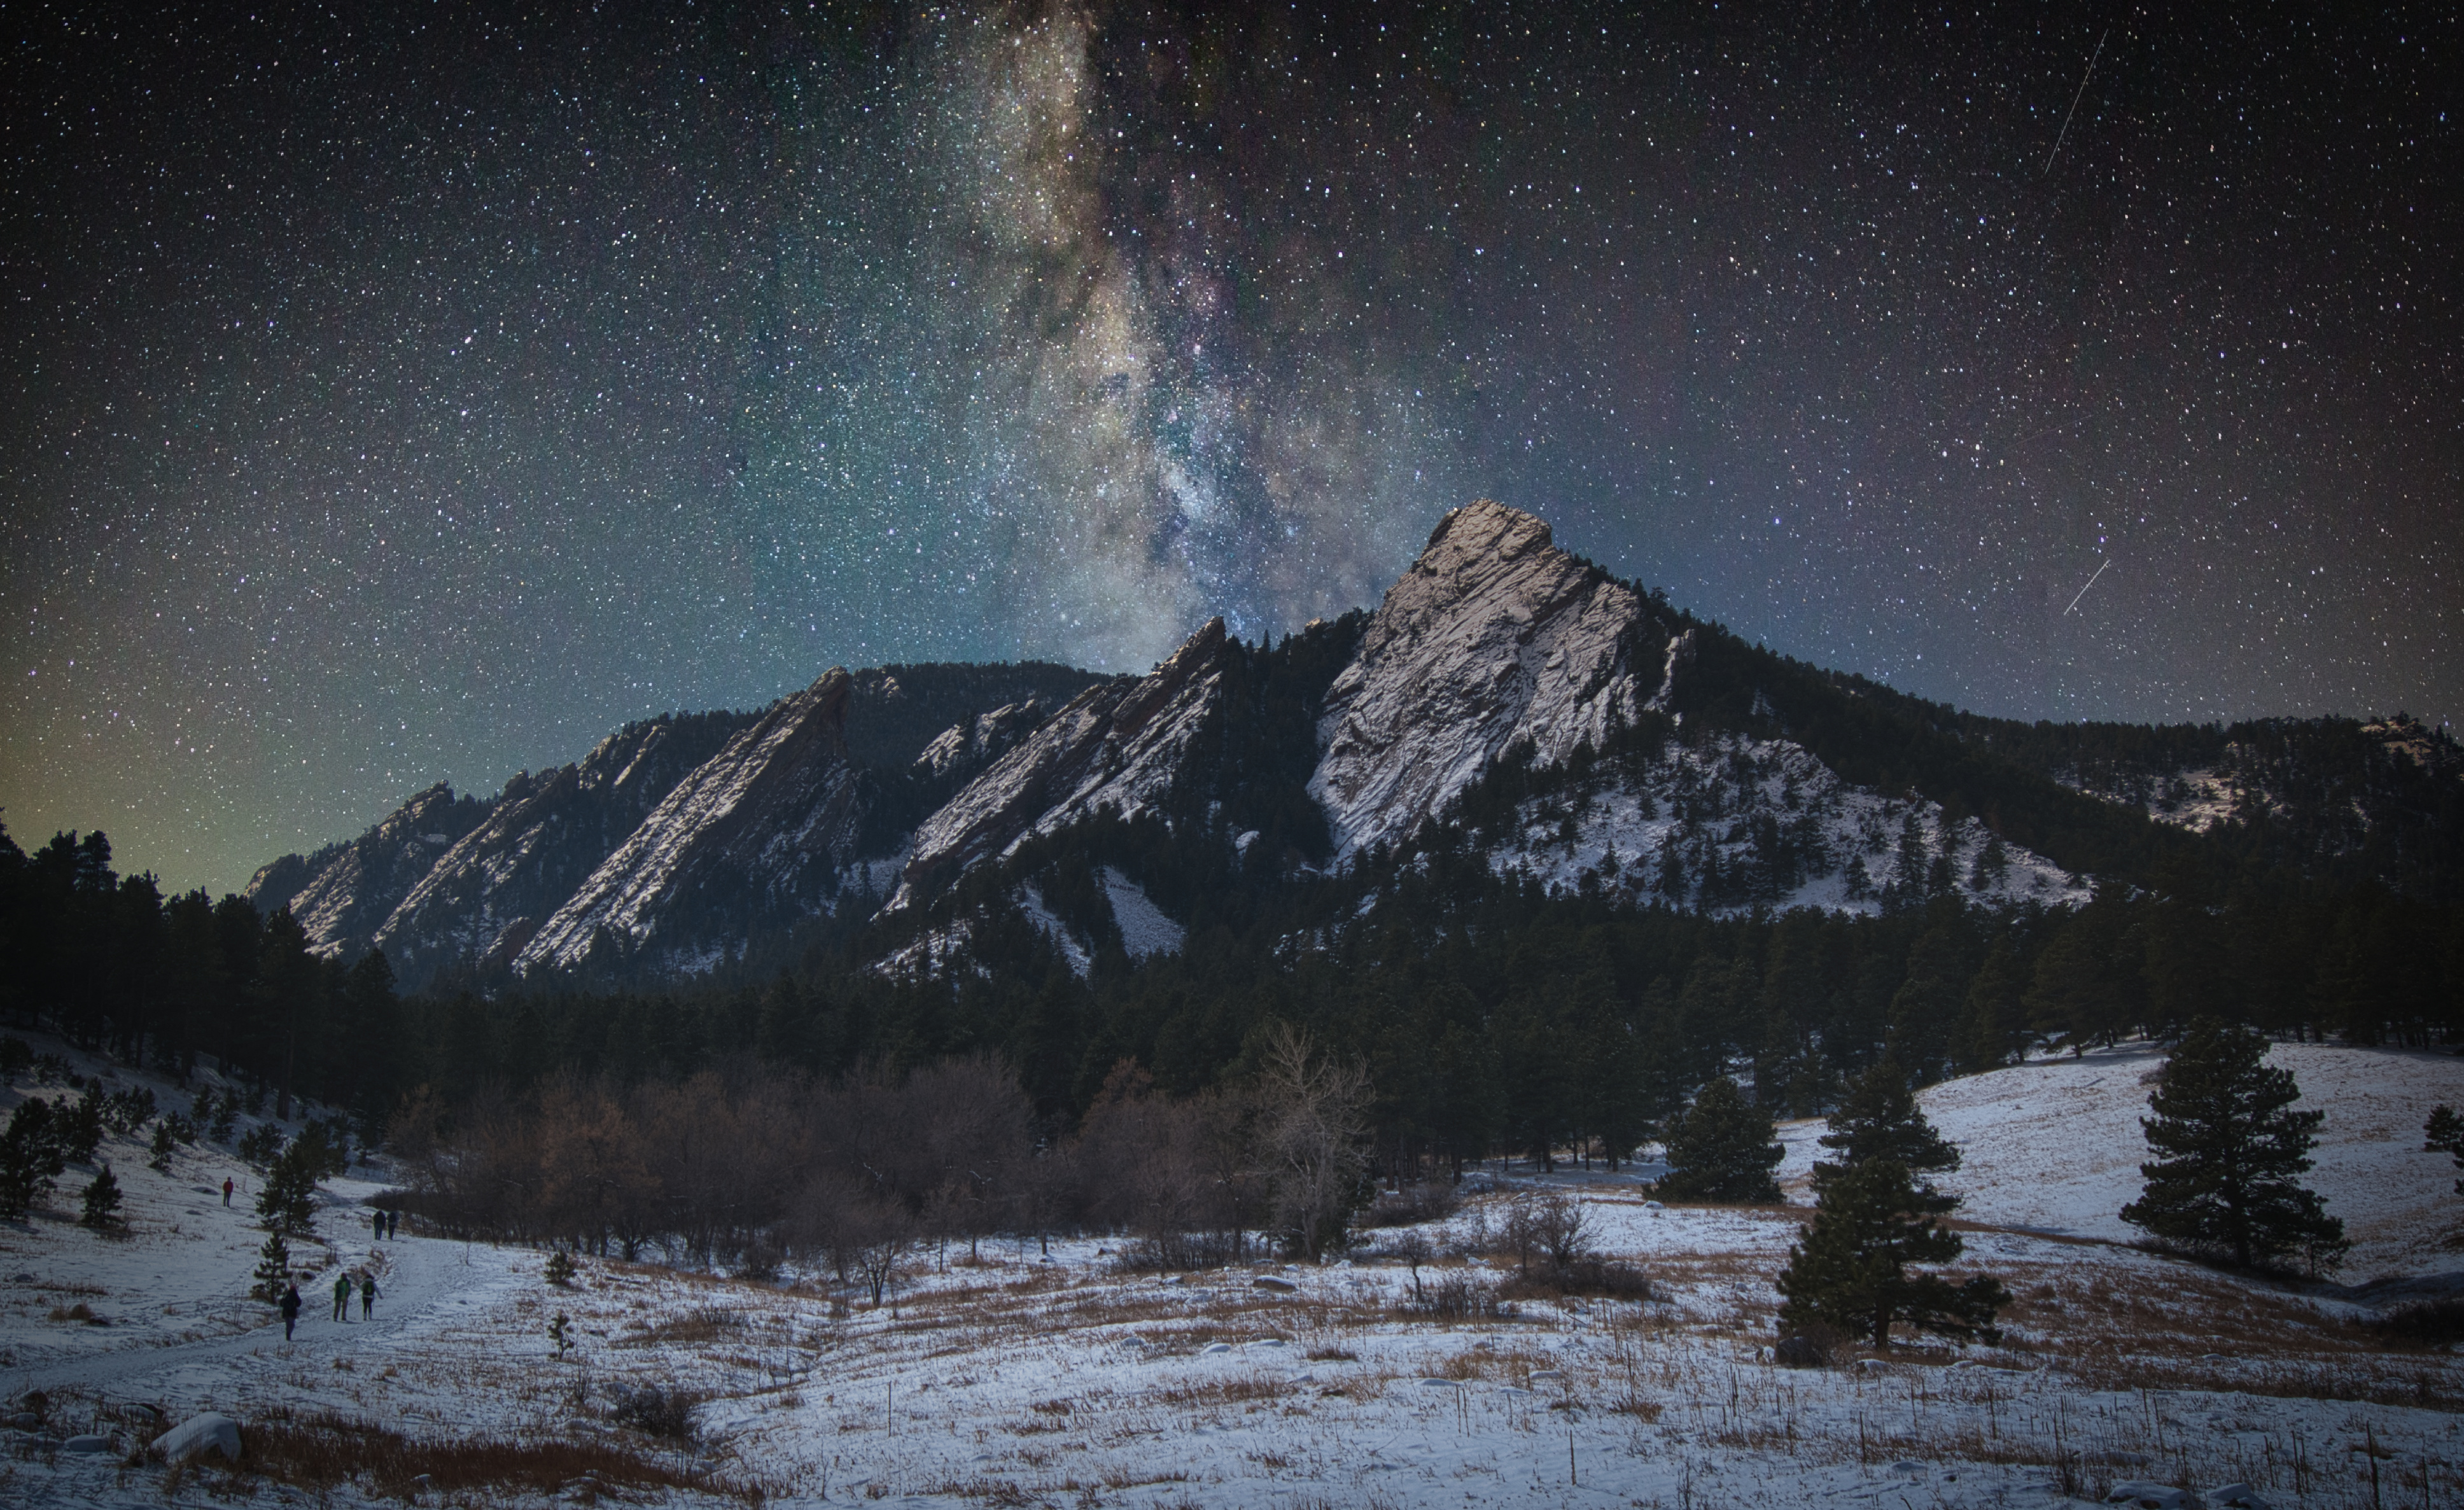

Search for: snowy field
xmin=4 ymin=1037 xmax=2460 ymax=1509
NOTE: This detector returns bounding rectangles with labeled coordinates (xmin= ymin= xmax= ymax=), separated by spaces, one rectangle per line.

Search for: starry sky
xmin=4 ymin=3 xmax=2456 ymax=895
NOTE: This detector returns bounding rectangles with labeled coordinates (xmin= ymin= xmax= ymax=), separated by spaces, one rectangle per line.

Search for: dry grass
xmin=1147 ymin=1374 xmax=1296 ymax=1410
xmin=183 ymin=1408 xmax=774 ymax=1502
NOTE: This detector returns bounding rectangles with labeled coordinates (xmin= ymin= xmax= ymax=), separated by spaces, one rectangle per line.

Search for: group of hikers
xmin=276 ymin=1267 xmax=379 ymax=1340
xmin=271 ymin=1204 xmax=405 ymax=1341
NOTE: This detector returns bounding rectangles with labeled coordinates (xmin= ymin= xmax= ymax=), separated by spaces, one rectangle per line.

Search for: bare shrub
xmin=1396 ymin=1271 xmax=1510 ymax=1322
xmin=1501 ymin=1257 xmax=1653 ymax=1303
xmin=1363 ymin=1182 xmax=1460 ymax=1228
xmin=606 ymin=1384 xmax=704 ymax=1443
xmin=2352 ymin=1297 xmax=2464 ymax=1352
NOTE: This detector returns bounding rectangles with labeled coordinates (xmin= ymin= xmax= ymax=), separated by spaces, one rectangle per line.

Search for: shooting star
xmin=2062 ymin=556 xmax=2113 ymax=615
xmin=2043 ymin=28 xmax=2111 ymax=174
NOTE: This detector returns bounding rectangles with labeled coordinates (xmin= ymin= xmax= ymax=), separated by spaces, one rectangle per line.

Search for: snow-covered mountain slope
xmin=367 ymin=710 xmax=757 ymax=982
xmin=1308 ymin=501 xmax=1660 ymax=862
xmin=515 ymin=670 xmax=869 ymax=975
xmin=245 ymin=783 xmax=493 ymax=960
xmin=887 ymin=620 xmax=1234 ymax=909
xmin=1480 ymin=730 xmax=2087 ymax=913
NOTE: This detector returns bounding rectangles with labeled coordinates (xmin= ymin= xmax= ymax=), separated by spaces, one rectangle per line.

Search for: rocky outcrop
xmin=368 ymin=710 xmax=757 ymax=982
xmin=246 ymin=783 xmax=493 ymax=960
xmin=515 ymin=670 xmax=868 ymax=974
xmin=887 ymin=620 xmax=1235 ymax=909
xmin=1307 ymin=500 xmax=1662 ymax=860
xmin=914 ymin=699 xmax=1047 ymax=781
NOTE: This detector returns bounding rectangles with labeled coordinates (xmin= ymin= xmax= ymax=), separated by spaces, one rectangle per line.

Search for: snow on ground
xmin=6 ymin=1034 xmax=2461 ymax=1509
xmin=1100 ymin=869 xmax=1185 ymax=961
xmin=1774 ymin=1042 xmax=2464 ymax=1283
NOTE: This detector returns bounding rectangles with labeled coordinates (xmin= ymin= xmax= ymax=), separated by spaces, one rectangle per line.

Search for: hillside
xmin=4 ymin=1030 xmax=2459 ymax=1509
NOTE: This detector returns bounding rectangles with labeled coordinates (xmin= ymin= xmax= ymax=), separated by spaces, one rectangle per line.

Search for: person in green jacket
xmin=332 ymin=1269 xmax=352 ymax=1322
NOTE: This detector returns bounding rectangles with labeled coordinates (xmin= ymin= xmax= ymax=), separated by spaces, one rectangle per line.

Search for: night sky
xmin=4 ymin=3 xmax=2456 ymax=895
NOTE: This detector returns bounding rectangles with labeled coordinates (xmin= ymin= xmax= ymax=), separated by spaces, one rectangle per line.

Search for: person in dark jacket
xmin=388 ymin=1210 xmax=400 ymax=1240
xmin=360 ymin=1273 xmax=378 ymax=1320
xmin=279 ymin=1283 xmax=302 ymax=1340
xmin=372 ymin=1208 xmax=384 ymax=1241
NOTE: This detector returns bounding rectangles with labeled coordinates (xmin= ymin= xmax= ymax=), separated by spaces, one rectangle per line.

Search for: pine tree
xmin=249 ymin=1230 xmax=292 ymax=1303
xmin=256 ymin=1137 xmax=320 ymax=1234
xmin=0 ymin=1098 xmax=66 ymax=1218
xmin=1777 ymin=1156 xmax=2008 ymax=1350
xmin=1811 ymin=1057 xmax=1960 ymax=1197
xmin=2120 ymin=1017 xmax=2349 ymax=1273
xmin=1656 ymin=1077 xmax=1783 ymax=1203
xmin=2421 ymin=1106 xmax=2461 ymax=1197
xmin=1952 ymin=932 xmax=2027 ymax=1073
xmin=79 ymin=1163 xmax=123 ymax=1230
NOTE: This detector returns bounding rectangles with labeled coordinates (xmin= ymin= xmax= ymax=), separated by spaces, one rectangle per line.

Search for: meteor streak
xmin=2063 ymin=556 xmax=2113 ymax=615
xmin=2043 ymin=29 xmax=2111 ymax=174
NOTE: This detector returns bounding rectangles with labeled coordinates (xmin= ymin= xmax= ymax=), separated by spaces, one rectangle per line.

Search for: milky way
xmin=3 ymin=4 xmax=2455 ymax=893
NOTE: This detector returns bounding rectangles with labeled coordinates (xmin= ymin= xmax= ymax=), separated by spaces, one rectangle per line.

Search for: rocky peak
xmin=1307 ymin=500 xmax=1660 ymax=861
xmin=888 ymin=619 xmax=1235 ymax=909
xmin=514 ymin=669 xmax=865 ymax=974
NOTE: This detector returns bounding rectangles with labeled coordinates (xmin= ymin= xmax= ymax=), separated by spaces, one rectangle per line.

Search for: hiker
xmin=332 ymin=1269 xmax=353 ymax=1322
xmin=222 ymin=1177 xmax=234 ymax=1207
xmin=372 ymin=1208 xmax=384 ymax=1241
xmin=280 ymin=1283 xmax=302 ymax=1341
xmin=388 ymin=1210 xmax=400 ymax=1240
xmin=360 ymin=1273 xmax=378 ymax=1320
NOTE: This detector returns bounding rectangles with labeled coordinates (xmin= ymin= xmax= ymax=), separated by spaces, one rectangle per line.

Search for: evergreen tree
xmin=249 ymin=1229 xmax=293 ymax=1303
xmin=1656 ymin=1076 xmax=1783 ymax=1203
xmin=1811 ymin=1056 xmax=1960 ymax=1196
xmin=1776 ymin=1156 xmax=2008 ymax=1349
xmin=2120 ymin=1017 xmax=2348 ymax=1273
xmin=0 ymin=1098 xmax=66 ymax=1218
xmin=256 ymin=1137 xmax=321 ymax=1234
xmin=2421 ymin=1106 xmax=2461 ymax=1197
xmin=79 ymin=1163 xmax=123 ymax=1230
xmin=1952 ymin=932 xmax=2027 ymax=1073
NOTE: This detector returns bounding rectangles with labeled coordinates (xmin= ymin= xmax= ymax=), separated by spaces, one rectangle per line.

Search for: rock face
xmin=914 ymin=699 xmax=1047 ymax=780
xmin=245 ymin=783 xmax=493 ymax=960
xmin=888 ymin=620 xmax=1234 ymax=909
xmin=369 ymin=710 xmax=757 ymax=982
xmin=1308 ymin=501 xmax=1662 ymax=860
xmin=515 ymin=671 xmax=868 ymax=974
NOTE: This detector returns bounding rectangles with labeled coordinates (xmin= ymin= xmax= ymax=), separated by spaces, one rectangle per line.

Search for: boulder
xmin=2206 ymin=1487 xmax=2271 ymax=1510
xmin=62 ymin=1434 xmax=113 ymax=1453
xmin=1773 ymin=1334 xmax=1826 ymax=1368
xmin=153 ymin=1412 xmax=242 ymax=1465
xmin=1252 ymin=1275 xmax=1298 ymax=1292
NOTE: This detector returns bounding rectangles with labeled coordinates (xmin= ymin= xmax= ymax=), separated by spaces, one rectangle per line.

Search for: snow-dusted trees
xmin=2122 ymin=1017 xmax=2348 ymax=1273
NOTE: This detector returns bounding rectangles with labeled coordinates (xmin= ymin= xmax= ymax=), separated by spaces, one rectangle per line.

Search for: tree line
xmin=384 ymin=1023 xmax=1371 ymax=1284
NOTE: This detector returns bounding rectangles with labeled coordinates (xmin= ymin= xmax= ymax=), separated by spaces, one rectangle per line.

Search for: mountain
xmin=365 ymin=710 xmax=761 ymax=982
xmin=245 ymin=783 xmax=496 ymax=961
xmin=243 ymin=662 xmax=1104 ymax=988
xmin=242 ymin=501 xmax=2460 ymax=991
xmin=888 ymin=618 xmax=1234 ymax=910
xmin=1310 ymin=500 xmax=1660 ymax=862
xmin=514 ymin=671 xmax=869 ymax=975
